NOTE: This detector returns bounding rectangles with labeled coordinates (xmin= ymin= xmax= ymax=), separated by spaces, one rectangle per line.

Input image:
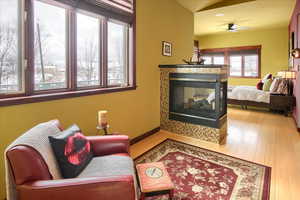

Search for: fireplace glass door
xmin=170 ymin=81 xmax=218 ymax=119
xmin=169 ymin=73 xmax=227 ymax=128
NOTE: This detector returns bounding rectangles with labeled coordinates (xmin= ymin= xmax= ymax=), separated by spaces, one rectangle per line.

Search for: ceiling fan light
xmin=232 ymin=24 xmax=238 ymax=29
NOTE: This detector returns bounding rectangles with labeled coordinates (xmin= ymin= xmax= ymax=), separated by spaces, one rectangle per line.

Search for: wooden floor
xmin=130 ymin=108 xmax=300 ymax=200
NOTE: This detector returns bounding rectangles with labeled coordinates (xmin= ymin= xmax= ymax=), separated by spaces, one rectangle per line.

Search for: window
xmin=214 ymin=56 xmax=225 ymax=65
xmin=202 ymin=56 xmax=212 ymax=65
xmin=244 ymin=55 xmax=259 ymax=77
xmin=228 ymin=49 xmax=260 ymax=77
xmin=202 ymin=53 xmax=225 ymax=65
xmin=0 ymin=0 xmax=23 ymax=94
xmin=77 ymin=13 xmax=101 ymax=88
xmin=201 ymin=46 xmax=261 ymax=78
xmin=229 ymin=56 xmax=242 ymax=76
xmin=34 ymin=1 xmax=67 ymax=90
xmin=0 ymin=0 xmax=136 ymax=106
xmin=108 ymin=21 xmax=128 ymax=86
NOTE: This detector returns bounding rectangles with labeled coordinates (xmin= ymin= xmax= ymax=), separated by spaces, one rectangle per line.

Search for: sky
xmin=0 ymin=0 xmax=18 ymax=25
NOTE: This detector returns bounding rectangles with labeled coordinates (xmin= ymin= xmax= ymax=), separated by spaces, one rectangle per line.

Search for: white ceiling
xmin=176 ymin=0 xmax=296 ymax=36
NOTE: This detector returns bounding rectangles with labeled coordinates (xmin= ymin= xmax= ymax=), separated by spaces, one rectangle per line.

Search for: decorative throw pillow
xmin=270 ymin=78 xmax=281 ymax=93
xmin=262 ymin=74 xmax=272 ymax=83
xmin=256 ymin=80 xmax=264 ymax=90
xmin=263 ymin=78 xmax=273 ymax=91
xmin=49 ymin=124 xmax=93 ymax=178
xmin=276 ymin=79 xmax=288 ymax=94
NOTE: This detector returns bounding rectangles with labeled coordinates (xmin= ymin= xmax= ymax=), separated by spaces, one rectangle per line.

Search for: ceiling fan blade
xmin=237 ymin=26 xmax=250 ymax=30
xmin=196 ymin=0 xmax=256 ymax=12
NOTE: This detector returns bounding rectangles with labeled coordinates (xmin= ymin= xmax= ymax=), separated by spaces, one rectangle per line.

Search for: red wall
xmin=289 ymin=0 xmax=300 ymax=129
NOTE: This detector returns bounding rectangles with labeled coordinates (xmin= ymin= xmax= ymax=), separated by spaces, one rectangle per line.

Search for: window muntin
xmin=34 ymin=1 xmax=67 ymax=90
xmin=0 ymin=0 xmax=23 ymax=94
xmin=107 ymin=21 xmax=128 ymax=86
xmin=77 ymin=13 xmax=101 ymax=88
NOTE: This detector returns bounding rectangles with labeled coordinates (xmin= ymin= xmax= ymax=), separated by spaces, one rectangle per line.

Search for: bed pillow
xmin=262 ymin=74 xmax=272 ymax=83
xmin=256 ymin=80 xmax=264 ymax=90
xmin=49 ymin=124 xmax=93 ymax=178
xmin=270 ymin=78 xmax=281 ymax=93
xmin=263 ymin=79 xmax=273 ymax=91
xmin=276 ymin=79 xmax=288 ymax=94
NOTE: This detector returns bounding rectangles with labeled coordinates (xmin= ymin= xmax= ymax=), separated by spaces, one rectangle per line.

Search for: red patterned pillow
xmin=49 ymin=125 xmax=93 ymax=178
xmin=256 ymin=80 xmax=264 ymax=90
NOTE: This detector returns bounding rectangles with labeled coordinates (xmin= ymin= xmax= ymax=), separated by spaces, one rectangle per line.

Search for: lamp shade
xmin=292 ymin=48 xmax=300 ymax=58
xmin=277 ymin=71 xmax=296 ymax=79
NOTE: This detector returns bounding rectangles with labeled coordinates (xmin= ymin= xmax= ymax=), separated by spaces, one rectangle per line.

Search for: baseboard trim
xmin=130 ymin=127 xmax=160 ymax=145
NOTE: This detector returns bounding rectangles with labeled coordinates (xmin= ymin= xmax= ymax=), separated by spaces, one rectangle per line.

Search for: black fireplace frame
xmin=169 ymin=73 xmax=227 ymax=128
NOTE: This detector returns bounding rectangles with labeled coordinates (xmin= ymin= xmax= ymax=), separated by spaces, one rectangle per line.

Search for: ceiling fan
xmin=226 ymin=23 xmax=249 ymax=32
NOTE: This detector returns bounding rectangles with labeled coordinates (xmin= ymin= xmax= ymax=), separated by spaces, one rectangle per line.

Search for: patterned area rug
xmin=135 ymin=139 xmax=271 ymax=200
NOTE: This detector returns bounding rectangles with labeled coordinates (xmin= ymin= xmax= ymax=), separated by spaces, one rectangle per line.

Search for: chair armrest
xmin=18 ymin=175 xmax=135 ymax=200
xmin=87 ymin=135 xmax=130 ymax=156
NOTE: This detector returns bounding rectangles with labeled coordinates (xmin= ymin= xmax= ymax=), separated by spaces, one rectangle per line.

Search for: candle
xmin=98 ymin=110 xmax=108 ymax=127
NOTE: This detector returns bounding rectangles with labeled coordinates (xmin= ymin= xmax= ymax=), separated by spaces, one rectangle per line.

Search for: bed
xmin=227 ymin=86 xmax=271 ymax=109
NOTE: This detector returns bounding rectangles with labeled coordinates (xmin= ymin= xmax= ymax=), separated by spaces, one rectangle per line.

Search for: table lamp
xmin=97 ymin=110 xmax=109 ymax=135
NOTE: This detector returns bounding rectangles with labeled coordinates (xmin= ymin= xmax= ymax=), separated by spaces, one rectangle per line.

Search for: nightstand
xmin=270 ymin=94 xmax=296 ymax=116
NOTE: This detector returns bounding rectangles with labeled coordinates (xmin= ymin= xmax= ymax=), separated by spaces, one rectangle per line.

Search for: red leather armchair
xmin=6 ymin=122 xmax=137 ymax=200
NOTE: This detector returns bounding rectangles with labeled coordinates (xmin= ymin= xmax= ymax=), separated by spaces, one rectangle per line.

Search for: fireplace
xmin=159 ymin=64 xmax=228 ymax=144
xmin=169 ymin=73 xmax=227 ymax=128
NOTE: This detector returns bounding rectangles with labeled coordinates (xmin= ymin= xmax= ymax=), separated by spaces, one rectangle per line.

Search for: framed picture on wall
xmin=162 ymin=41 xmax=172 ymax=57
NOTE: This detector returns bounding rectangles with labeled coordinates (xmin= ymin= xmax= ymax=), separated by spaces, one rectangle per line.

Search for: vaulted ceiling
xmin=176 ymin=0 xmax=296 ymax=36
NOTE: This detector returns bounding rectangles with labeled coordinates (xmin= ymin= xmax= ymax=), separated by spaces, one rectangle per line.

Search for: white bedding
xmin=228 ymin=86 xmax=270 ymax=103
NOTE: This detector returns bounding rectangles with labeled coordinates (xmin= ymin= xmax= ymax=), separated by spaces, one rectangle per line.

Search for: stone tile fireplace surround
xmin=159 ymin=65 xmax=228 ymax=144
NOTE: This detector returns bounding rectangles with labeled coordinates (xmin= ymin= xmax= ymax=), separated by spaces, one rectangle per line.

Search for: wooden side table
xmin=270 ymin=94 xmax=296 ymax=116
xmin=136 ymin=162 xmax=174 ymax=200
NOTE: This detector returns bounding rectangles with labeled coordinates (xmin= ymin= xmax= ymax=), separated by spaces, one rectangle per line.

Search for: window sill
xmin=0 ymin=86 xmax=137 ymax=107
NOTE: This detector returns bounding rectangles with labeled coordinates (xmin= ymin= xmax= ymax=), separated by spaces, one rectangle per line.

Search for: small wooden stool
xmin=136 ymin=162 xmax=174 ymax=200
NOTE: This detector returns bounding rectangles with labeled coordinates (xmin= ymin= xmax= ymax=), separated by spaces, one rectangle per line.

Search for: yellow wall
xmin=197 ymin=27 xmax=289 ymax=86
xmin=0 ymin=0 xmax=194 ymax=198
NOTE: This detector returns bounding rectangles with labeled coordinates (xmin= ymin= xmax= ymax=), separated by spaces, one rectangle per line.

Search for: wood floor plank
xmin=130 ymin=108 xmax=300 ymax=200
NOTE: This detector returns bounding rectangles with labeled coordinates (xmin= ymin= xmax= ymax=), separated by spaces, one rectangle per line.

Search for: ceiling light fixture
xmin=215 ymin=13 xmax=224 ymax=17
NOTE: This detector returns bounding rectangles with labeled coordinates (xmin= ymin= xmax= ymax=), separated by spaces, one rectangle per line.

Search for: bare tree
xmin=77 ymin=38 xmax=98 ymax=85
xmin=0 ymin=24 xmax=17 ymax=87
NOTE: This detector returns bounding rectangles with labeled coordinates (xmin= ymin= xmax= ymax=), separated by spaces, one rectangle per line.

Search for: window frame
xmin=201 ymin=45 xmax=261 ymax=79
xmin=0 ymin=0 xmax=136 ymax=106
